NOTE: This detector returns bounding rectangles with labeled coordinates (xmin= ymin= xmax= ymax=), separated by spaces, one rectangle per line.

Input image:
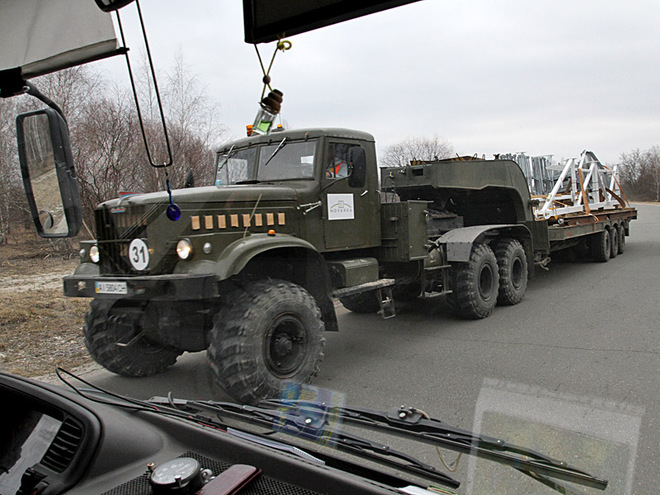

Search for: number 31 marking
xmin=129 ymin=238 xmax=149 ymax=271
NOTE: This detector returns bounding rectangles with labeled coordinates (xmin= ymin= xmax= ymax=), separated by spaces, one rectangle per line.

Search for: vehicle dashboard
xmin=0 ymin=372 xmax=412 ymax=495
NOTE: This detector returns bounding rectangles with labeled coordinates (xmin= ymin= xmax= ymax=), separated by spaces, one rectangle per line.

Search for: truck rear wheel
xmin=339 ymin=291 xmax=381 ymax=313
xmin=590 ymin=229 xmax=611 ymax=262
xmin=447 ymin=243 xmax=499 ymax=319
xmin=617 ymin=224 xmax=626 ymax=254
xmin=83 ymin=300 xmax=182 ymax=377
xmin=494 ymin=239 xmax=528 ymax=306
xmin=208 ymin=279 xmax=325 ymax=404
xmin=609 ymin=226 xmax=619 ymax=258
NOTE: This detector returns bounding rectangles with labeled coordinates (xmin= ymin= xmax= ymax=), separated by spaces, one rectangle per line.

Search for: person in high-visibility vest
xmin=326 ymin=150 xmax=349 ymax=178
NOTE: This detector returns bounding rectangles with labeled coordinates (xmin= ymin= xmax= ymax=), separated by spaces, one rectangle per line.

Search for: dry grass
xmin=0 ymin=235 xmax=93 ymax=377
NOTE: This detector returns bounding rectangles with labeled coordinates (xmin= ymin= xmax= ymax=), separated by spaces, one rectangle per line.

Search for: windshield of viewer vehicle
xmin=1 ymin=1 xmax=657 ymax=495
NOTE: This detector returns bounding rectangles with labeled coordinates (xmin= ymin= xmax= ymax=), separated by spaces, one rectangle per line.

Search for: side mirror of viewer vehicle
xmin=16 ymin=108 xmax=82 ymax=238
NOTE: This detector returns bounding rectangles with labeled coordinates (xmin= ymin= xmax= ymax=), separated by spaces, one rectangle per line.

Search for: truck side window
xmin=326 ymin=143 xmax=360 ymax=180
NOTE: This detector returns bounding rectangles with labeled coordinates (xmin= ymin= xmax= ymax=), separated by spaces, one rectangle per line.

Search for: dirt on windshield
xmin=0 ymin=236 xmax=93 ymax=378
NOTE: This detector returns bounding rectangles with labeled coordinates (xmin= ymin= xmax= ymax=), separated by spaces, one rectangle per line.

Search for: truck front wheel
xmin=83 ymin=300 xmax=182 ymax=377
xmin=494 ymin=239 xmax=528 ymax=306
xmin=208 ymin=279 xmax=325 ymax=404
xmin=447 ymin=243 xmax=499 ymax=319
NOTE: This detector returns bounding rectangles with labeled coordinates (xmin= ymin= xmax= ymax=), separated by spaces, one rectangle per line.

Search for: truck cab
xmin=214 ymin=128 xmax=381 ymax=252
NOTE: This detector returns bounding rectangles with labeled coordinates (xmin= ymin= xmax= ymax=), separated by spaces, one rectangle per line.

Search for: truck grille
xmin=95 ymin=204 xmax=163 ymax=275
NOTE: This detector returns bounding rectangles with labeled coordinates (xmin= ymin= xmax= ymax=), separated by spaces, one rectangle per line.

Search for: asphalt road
xmin=83 ymin=204 xmax=659 ymax=495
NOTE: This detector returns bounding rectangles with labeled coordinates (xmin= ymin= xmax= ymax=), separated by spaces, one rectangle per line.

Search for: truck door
xmin=322 ymin=141 xmax=381 ymax=250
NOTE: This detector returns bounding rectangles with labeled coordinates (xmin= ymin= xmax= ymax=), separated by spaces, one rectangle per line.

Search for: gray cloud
xmin=108 ymin=0 xmax=660 ymax=164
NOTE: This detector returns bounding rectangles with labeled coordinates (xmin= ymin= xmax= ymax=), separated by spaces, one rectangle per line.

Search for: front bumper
xmin=63 ymin=273 xmax=219 ymax=300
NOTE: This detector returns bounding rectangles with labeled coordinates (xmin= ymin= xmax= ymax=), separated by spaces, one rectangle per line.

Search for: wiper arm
xmin=262 ymin=137 xmax=286 ymax=167
xmin=259 ymin=401 xmax=608 ymax=492
xmin=172 ymin=400 xmax=459 ymax=489
xmin=335 ymin=434 xmax=459 ymax=488
xmin=216 ymin=144 xmax=235 ymax=170
xmin=149 ymin=398 xmax=607 ymax=493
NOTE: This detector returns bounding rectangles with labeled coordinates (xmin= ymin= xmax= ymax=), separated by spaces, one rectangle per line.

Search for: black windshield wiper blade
xmin=154 ymin=398 xmax=608 ymax=493
xmin=173 ymin=400 xmax=459 ymax=488
xmin=258 ymin=400 xmax=609 ymax=492
xmin=216 ymin=144 xmax=235 ymax=170
xmin=262 ymin=137 xmax=286 ymax=167
xmin=334 ymin=434 xmax=460 ymax=488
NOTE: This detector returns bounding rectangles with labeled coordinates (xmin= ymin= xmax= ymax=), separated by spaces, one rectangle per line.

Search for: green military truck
xmin=59 ymin=127 xmax=636 ymax=403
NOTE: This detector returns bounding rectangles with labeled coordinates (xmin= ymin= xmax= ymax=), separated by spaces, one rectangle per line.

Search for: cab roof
xmin=217 ymin=128 xmax=375 ymax=154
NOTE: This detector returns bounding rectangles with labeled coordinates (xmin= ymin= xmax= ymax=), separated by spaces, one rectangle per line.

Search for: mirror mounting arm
xmin=25 ymin=82 xmax=67 ymax=124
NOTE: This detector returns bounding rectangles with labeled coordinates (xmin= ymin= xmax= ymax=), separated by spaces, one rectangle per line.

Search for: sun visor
xmin=0 ymin=0 xmax=121 ymax=97
xmin=243 ymin=0 xmax=422 ymax=44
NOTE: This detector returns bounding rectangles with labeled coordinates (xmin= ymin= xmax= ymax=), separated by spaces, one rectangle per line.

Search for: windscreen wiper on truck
xmin=176 ymin=399 xmax=608 ymax=494
xmin=261 ymin=137 xmax=287 ymax=167
xmin=216 ymin=144 xmax=235 ymax=171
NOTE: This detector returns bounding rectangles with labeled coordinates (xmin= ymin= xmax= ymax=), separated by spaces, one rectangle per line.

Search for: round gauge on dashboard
xmin=149 ymin=457 xmax=204 ymax=494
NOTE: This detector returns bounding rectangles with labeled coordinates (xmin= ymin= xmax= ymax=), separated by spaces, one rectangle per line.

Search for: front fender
xmin=173 ymin=233 xmax=339 ymax=332
xmin=174 ymin=233 xmax=318 ymax=280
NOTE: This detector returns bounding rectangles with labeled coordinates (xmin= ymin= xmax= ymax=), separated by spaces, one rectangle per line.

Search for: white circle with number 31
xmin=128 ymin=238 xmax=149 ymax=271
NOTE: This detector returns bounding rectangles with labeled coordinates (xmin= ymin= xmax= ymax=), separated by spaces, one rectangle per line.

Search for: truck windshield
xmin=215 ymin=147 xmax=257 ymax=185
xmin=257 ymin=141 xmax=316 ymax=181
xmin=215 ymin=141 xmax=317 ymax=186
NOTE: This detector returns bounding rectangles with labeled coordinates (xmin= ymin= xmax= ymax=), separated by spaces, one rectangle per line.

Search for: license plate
xmin=95 ymin=281 xmax=128 ymax=295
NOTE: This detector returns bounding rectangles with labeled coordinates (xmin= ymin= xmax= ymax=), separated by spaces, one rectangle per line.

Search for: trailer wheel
xmin=339 ymin=291 xmax=381 ymax=313
xmin=447 ymin=243 xmax=499 ymax=319
xmin=617 ymin=224 xmax=626 ymax=254
xmin=83 ymin=300 xmax=182 ymax=377
xmin=494 ymin=239 xmax=528 ymax=306
xmin=590 ymin=229 xmax=611 ymax=262
xmin=208 ymin=279 xmax=325 ymax=404
xmin=609 ymin=226 xmax=619 ymax=259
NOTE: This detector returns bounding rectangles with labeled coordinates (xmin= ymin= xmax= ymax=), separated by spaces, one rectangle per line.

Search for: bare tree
xmin=124 ymin=51 xmax=225 ymax=191
xmin=161 ymin=52 xmax=225 ymax=188
xmin=619 ymin=147 xmax=660 ymax=201
xmin=73 ymin=86 xmax=144 ymax=219
xmin=0 ymin=56 xmax=226 ymax=243
xmin=380 ymin=135 xmax=454 ymax=168
xmin=0 ymin=97 xmax=25 ymax=243
xmin=67 ymin=53 xmax=226 ymax=236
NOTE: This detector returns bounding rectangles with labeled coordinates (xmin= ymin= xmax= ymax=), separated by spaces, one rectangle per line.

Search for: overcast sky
xmin=100 ymin=0 xmax=660 ymax=165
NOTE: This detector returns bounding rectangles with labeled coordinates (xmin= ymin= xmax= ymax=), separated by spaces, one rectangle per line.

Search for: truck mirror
xmin=94 ymin=0 xmax=135 ymax=12
xmin=348 ymin=146 xmax=367 ymax=188
xmin=16 ymin=108 xmax=82 ymax=238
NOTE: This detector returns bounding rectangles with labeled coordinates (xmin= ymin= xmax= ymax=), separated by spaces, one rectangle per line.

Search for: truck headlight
xmin=176 ymin=239 xmax=193 ymax=260
xmin=89 ymin=245 xmax=100 ymax=263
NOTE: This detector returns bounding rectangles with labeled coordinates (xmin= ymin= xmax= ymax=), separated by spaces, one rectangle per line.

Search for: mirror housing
xmin=94 ymin=0 xmax=135 ymax=12
xmin=16 ymin=108 xmax=82 ymax=238
xmin=348 ymin=146 xmax=367 ymax=188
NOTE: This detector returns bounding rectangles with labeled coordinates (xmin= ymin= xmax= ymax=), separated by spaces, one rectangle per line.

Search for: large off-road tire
xmin=339 ymin=291 xmax=381 ymax=313
xmin=446 ymin=243 xmax=499 ymax=319
xmin=83 ymin=300 xmax=182 ymax=377
xmin=590 ymin=229 xmax=611 ymax=262
xmin=494 ymin=238 xmax=528 ymax=306
xmin=208 ymin=279 xmax=325 ymax=404
xmin=617 ymin=224 xmax=626 ymax=254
